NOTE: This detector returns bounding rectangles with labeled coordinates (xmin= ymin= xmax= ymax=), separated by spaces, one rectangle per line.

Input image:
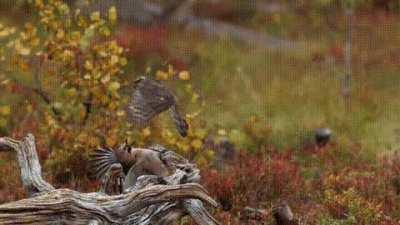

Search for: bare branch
xmin=0 ymin=134 xmax=54 ymax=196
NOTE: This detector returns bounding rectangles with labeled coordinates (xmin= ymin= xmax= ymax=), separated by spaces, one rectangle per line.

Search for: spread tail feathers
xmin=89 ymin=147 xmax=118 ymax=180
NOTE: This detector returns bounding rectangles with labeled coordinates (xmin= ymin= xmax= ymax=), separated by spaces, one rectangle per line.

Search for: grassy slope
xmin=171 ymin=9 xmax=400 ymax=154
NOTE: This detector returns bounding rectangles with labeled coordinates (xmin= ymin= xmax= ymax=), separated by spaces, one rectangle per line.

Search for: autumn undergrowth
xmin=0 ymin=1 xmax=400 ymax=224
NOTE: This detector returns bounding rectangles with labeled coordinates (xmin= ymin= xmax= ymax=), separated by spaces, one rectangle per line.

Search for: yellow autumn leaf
xmin=0 ymin=79 xmax=9 ymax=85
xmin=90 ymin=11 xmax=101 ymax=21
xmin=56 ymin=29 xmax=65 ymax=39
xmin=26 ymin=104 xmax=33 ymax=113
xmin=101 ymin=74 xmax=110 ymax=84
xmin=0 ymin=118 xmax=7 ymax=127
xmin=15 ymin=41 xmax=30 ymax=56
xmin=88 ymin=137 xmax=100 ymax=147
xmin=57 ymin=3 xmax=70 ymax=15
xmin=83 ymin=74 xmax=91 ymax=79
xmin=106 ymin=135 xmax=117 ymax=146
xmin=62 ymin=50 xmax=74 ymax=61
xmin=162 ymin=129 xmax=173 ymax=138
xmin=84 ymin=60 xmax=93 ymax=70
xmin=141 ymin=127 xmax=151 ymax=137
xmin=53 ymin=102 xmax=63 ymax=109
xmin=0 ymin=29 xmax=10 ymax=38
xmin=217 ymin=129 xmax=227 ymax=136
xmin=194 ymin=129 xmax=207 ymax=139
xmin=167 ymin=137 xmax=177 ymax=145
xmin=0 ymin=105 xmax=11 ymax=116
xmin=119 ymin=57 xmax=127 ymax=66
xmin=178 ymin=71 xmax=191 ymax=80
xmin=168 ymin=64 xmax=174 ymax=76
xmin=145 ymin=66 xmax=152 ymax=74
xmin=30 ymin=37 xmax=40 ymax=47
xmin=66 ymin=88 xmax=77 ymax=97
xmin=110 ymin=55 xmax=119 ymax=65
xmin=205 ymin=149 xmax=215 ymax=159
xmin=156 ymin=70 xmax=169 ymax=80
xmin=108 ymin=81 xmax=120 ymax=91
xmin=99 ymin=26 xmax=111 ymax=37
xmin=185 ymin=84 xmax=193 ymax=92
xmin=8 ymin=27 xmax=15 ymax=34
xmin=18 ymin=48 xmax=31 ymax=56
xmin=195 ymin=156 xmax=208 ymax=168
xmin=71 ymin=31 xmax=81 ymax=40
xmin=80 ymin=27 xmax=94 ymax=49
xmin=116 ymin=110 xmax=125 ymax=117
xmin=177 ymin=141 xmax=190 ymax=153
xmin=191 ymin=93 xmax=199 ymax=103
xmin=108 ymin=6 xmax=117 ymax=24
xmin=191 ymin=139 xmax=203 ymax=150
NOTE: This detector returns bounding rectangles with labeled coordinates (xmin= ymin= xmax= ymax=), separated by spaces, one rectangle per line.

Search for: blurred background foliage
xmin=0 ymin=0 xmax=400 ymax=224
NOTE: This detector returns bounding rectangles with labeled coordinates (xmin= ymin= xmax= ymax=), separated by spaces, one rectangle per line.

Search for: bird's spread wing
xmin=127 ymin=77 xmax=176 ymax=127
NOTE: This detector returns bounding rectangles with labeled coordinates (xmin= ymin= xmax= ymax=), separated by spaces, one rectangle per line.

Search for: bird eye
xmin=124 ymin=146 xmax=131 ymax=153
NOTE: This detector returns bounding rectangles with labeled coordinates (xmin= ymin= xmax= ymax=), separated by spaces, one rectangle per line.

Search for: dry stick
xmin=342 ymin=6 xmax=353 ymax=109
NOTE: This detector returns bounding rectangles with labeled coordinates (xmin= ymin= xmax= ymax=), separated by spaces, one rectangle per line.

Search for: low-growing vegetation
xmin=0 ymin=0 xmax=400 ymax=224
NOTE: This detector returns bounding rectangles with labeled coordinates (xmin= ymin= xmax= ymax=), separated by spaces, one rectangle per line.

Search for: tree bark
xmin=0 ymin=134 xmax=219 ymax=225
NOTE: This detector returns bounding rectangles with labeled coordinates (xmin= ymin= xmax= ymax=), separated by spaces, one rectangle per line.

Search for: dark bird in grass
xmin=127 ymin=76 xmax=189 ymax=137
xmin=273 ymin=201 xmax=298 ymax=225
xmin=315 ymin=127 xmax=332 ymax=148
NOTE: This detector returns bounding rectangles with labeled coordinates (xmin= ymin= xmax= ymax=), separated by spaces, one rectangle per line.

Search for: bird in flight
xmin=127 ymin=76 xmax=189 ymax=137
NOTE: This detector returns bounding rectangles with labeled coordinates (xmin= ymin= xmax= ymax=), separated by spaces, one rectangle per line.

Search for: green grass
xmin=170 ymin=19 xmax=400 ymax=154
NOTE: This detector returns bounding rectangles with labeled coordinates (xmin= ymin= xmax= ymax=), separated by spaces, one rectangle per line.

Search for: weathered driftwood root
xmin=0 ymin=134 xmax=219 ymax=225
xmin=0 ymin=184 xmax=216 ymax=224
xmin=0 ymin=134 xmax=54 ymax=196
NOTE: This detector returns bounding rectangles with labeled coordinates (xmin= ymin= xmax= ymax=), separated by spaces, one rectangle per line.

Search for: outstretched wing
xmin=127 ymin=77 xmax=188 ymax=137
xmin=127 ymin=77 xmax=175 ymax=127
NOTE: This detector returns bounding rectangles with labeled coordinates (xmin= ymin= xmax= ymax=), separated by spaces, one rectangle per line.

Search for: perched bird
xmin=127 ymin=76 xmax=189 ymax=137
xmin=214 ymin=137 xmax=236 ymax=170
xmin=315 ymin=127 xmax=332 ymax=148
xmin=272 ymin=201 xmax=298 ymax=225
xmin=218 ymin=138 xmax=236 ymax=161
xmin=89 ymin=142 xmax=170 ymax=183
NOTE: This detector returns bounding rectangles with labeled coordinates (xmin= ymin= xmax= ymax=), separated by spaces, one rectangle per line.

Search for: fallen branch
xmin=0 ymin=184 xmax=215 ymax=225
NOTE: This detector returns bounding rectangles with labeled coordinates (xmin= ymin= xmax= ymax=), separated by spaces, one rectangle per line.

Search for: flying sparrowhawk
xmin=127 ymin=76 xmax=188 ymax=137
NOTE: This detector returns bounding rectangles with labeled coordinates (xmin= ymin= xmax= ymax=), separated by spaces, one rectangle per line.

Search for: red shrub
xmin=202 ymin=150 xmax=304 ymax=214
xmin=115 ymin=25 xmax=187 ymax=70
